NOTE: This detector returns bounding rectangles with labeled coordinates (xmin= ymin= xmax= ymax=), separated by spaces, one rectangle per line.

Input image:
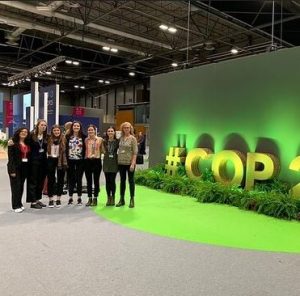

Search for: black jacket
xmin=7 ymin=143 xmax=31 ymax=174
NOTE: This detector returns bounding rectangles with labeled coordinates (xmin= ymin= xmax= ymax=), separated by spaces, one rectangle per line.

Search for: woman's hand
xmin=130 ymin=164 xmax=135 ymax=172
xmin=8 ymin=139 xmax=14 ymax=146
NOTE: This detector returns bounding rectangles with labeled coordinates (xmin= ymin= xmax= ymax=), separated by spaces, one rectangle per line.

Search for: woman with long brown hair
xmin=27 ymin=119 xmax=48 ymax=209
xmin=47 ymin=125 xmax=67 ymax=208
xmin=65 ymin=121 xmax=86 ymax=205
xmin=84 ymin=124 xmax=103 ymax=207
xmin=7 ymin=127 xmax=31 ymax=212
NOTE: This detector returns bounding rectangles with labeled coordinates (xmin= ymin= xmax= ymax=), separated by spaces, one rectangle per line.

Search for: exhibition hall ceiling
xmin=0 ymin=0 xmax=299 ymax=91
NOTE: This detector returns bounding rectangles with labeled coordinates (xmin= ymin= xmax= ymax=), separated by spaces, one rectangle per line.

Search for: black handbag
xmin=136 ymin=154 xmax=144 ymax=165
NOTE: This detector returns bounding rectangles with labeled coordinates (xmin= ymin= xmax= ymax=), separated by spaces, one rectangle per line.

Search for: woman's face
xmin=72 ymin=123 xmax=81 ymax=133
xmin=107 ymin=128 xmax=115 ymax=138
xmin=19 ymin=129 xmax=28 ymax=139
xmin=88 ymin=126 xmax=96 ymax=136
xmin=123 ymin=124 xmax=131 ymax=135
xmin=52 ymin=127 xmax=61 ymax=137
xmin=38 ymin=121 xmax=47 ymax=133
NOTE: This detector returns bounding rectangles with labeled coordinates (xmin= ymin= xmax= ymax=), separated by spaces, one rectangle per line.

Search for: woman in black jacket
xmin=7 ymin=127 xmax=31 ymax=212
xmin=27 ymin=119 xmax=48 ymax=209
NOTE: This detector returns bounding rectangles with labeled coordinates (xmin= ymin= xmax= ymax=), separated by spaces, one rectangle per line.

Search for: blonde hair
xmin=120 ymin=122 xmax=134 ymax=136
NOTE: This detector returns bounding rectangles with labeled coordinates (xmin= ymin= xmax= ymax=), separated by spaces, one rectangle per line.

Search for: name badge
xmin=22 ymin=158 xmax=28 ymax=162
xmin=120 ymin=150 xmax=125 ymax=154
xmin=109 ymin=154 xmax=114 ymax=158
xmin=39 ymin=148 xmax=44 ymax=153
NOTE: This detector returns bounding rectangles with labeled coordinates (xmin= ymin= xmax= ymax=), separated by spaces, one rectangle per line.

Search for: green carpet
xmin=94 ymin=186 xmax=300 ymax=253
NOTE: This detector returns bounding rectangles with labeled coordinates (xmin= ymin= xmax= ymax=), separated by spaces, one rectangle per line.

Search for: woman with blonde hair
xmin=47 ymin=125 xmax=67 ymax=207
xmin=116 ymin=122 xmax=138 ymax=208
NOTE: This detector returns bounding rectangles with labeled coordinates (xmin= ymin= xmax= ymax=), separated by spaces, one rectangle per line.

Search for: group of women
xmin=7 ymin=120 xmax=138 ymax=213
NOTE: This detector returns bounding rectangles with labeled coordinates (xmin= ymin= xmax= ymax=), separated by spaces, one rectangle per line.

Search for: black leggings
xmin=47 ymin=158 xmax=65 ymax=197
xmin=119 ymin=165 xmax=135 ymax=198
xmin=85 ymin=159 xmax=102 ymax=198
xmin=68 ymin=159 xmax=84 ymax=197
xmin=104 ymin=172 xmax=117 ymax=197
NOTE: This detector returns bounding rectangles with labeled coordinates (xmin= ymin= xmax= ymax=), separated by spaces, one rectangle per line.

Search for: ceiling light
xmin=65 ymin=60 xmax=72 ymax=64
xmin=129 ymin=72 xmax=135 ymax=77
xmin=45 ymin=71 xmax=52 ymax=75
xmin=72 ymin=61 xmax=79 ymax=66
xmin=98 ymin=79 xmax=104 ymax=83
xmin=2 ymin=82 xmax=8 ymax=86
xmin=105 ymin=80 xmax=110 ymax=84
xmin=25 ymin=77 xmax=30 ymax=81
xmin=171 ymin=62 xmax=178 ymax=67
xmin=159 ymin=24 xmax=168 ymax=31
xmin=231 ymin=48 xmax=239 ymax=55
xmin=168 ymin=27 xmax=177 ymax=33
xmin=60 ymin=90 xmax=65 ymax=93
xmin=103 ymin=46 xmax=110 ymax=51
xmin=80 ymin=86 xmax=85 ymax=89
xmin=36 ymin=5 xmax=51 ymax=11
xmin=110 ymin=48 xmax=118 ymax=53
xmin=74 ymin=85 xmax=79 ymax=88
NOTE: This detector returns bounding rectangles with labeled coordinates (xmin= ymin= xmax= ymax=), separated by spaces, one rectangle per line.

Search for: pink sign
xmin=4 ymin=101 xmax=13 ymax=125
xmin=72 ymin=106 xmax=85 ymax=116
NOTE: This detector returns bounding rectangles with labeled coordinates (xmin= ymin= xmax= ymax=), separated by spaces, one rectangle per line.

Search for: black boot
xmin=129 ymin=197 xmax=135 ymax=208
xmin=91 ymin=197 xmax=98 ymax=207
xmin=110 ymin=196 xmax=115 ymax=206
xmin=86 ymin=198 xmax=92 ymax=207
xmin=116 ymin=197 xmax=125 ymax=207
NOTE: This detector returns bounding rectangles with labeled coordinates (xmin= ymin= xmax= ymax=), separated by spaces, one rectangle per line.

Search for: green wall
xmin=149 ymin=46 xmax=300 ymax=183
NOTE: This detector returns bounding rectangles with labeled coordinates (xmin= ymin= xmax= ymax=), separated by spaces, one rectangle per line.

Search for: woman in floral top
xmin=65 ymin=121 xmax=86 ymax=205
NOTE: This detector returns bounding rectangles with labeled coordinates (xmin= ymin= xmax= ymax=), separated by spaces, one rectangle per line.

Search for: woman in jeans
xmin=102 ymin=126 xmax=119 ymax=206
xmin=7 ymin=127 xmax=31 ymax=212
xmin=47 ymin=125 xmax=67 ymax=208
xmin=84 ymin=124 xmax=103 ymax=207
xmin=116 ymin=122 xmax=138 ymax=208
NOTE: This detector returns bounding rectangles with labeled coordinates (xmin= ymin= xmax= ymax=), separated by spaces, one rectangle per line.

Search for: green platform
xmin=94 ymin=186 xmax=300 ymax=253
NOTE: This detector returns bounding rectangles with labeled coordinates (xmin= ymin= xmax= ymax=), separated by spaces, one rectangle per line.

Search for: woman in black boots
xmin=47 ymin=125 xmax=67 ymax=208
xmin=7 ymin=127 xmax=31 ymax=212
xmin=84 ymin=124 xmax=103 ymax=207
xmin=102 ymin=126 xmax=119 ymax=206
xmin=27 ymin=119 xmax=48 ymax=209
xmin=116 ymin=122 xmax=138 ymax=208
xmin=66 ymin=121 xmax=86 ymax=205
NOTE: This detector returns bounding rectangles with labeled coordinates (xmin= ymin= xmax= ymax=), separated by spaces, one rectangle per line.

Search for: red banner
xmin=4 ymin=101 xmax=13 ymax=126
xmin=72 ymin=106 xmax=85 ymax=117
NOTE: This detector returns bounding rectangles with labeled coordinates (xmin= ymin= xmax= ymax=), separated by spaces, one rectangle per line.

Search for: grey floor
xmin=0 ymin=158 xmax=299 ymax=296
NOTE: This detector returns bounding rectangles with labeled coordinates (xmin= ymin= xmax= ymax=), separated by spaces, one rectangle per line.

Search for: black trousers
xmin=68 ymin=159 xmax=85 ymax=197
xmin=85 ymin=158 xmax=102 ymax=198
xmin=47 ymin=158 xmax=65 ymax=197
xmin=27 ymin=159 xmax=47 ymax=202
xmin=9 ymin=162 xmax=28 ymax=209
xmin=119 ymin=164 xmax=135 ymax=199
xmin=104 ymin=172 xmax=117 ymax=197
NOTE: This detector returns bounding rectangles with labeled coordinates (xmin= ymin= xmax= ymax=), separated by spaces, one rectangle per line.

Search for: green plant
xmin=0 ymin=139 xmax=8 ymax=149
xmin=254 ymin=178 xmax=291 ymax=194
xmin=201 ymin=168 xmax=215 ymax=183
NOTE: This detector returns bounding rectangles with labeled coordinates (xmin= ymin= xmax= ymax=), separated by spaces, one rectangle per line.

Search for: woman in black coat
xmin=7 ymin=127 xmax=31 ymax=212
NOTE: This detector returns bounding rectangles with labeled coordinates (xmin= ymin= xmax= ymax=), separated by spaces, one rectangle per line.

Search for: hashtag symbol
xmin=165 ymin=147 xmax=186 ymax=176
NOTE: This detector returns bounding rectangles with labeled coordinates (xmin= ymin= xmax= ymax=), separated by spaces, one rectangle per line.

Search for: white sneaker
xmin=14 ymin=208 xmax=23 ymax=213
xmin=21 ymin=206 xmax=25 ymax=210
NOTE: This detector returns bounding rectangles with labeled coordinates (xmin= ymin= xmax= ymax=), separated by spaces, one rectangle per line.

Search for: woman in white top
xmin=84 ymin=124 xmax=103 ymax=207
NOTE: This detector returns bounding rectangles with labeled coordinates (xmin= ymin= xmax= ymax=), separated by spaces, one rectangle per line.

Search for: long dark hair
xmin=12 ymin=127 xmax=30 ymax=145
xmin=105 ymin=126 xmax=116 ymax=141
xmin=68 ymin=120 xmax=84 ymax=138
